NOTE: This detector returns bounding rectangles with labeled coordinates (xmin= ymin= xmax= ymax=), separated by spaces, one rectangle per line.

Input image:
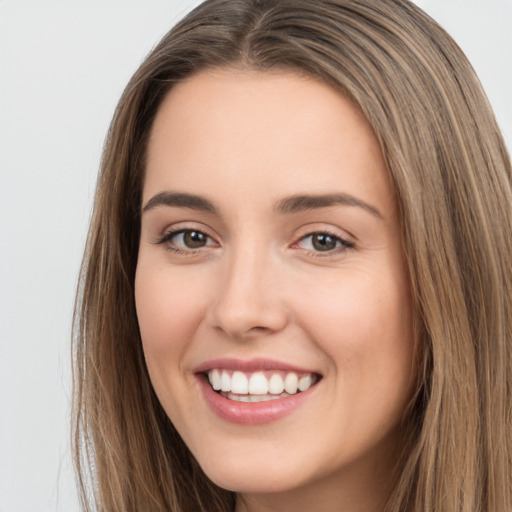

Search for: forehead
xmin=148 ymin=68 xmax=378 ymax=160
xmin=144 ymin=68 xmax=395 ymax=216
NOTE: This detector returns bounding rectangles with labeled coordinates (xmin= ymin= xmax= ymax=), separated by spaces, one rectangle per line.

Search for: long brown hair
xmin=72 ymin=0 xmax=512 ymax=510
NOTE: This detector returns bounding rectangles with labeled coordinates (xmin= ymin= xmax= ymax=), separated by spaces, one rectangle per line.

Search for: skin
xmin=135 ymin=68 xmax=416 ymax=512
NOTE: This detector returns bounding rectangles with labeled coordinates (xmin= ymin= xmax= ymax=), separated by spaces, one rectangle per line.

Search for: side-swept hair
xmin=72 ymin=1 xmax=512 ymax=510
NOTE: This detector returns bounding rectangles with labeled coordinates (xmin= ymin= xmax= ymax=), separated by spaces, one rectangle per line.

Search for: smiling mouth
xmin=205 ymin=369 xmax=320 ymax=403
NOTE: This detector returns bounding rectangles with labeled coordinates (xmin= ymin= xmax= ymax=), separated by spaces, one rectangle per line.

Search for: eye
xmin=297 ymin=232 xmax=354 ymax=253
xmin=176 ymin=230 xmax=209 ymax=249
xmin=157 ymin=228 xmax=216 ymax=252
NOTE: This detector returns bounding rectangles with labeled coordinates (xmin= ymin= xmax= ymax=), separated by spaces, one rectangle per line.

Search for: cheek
xmin=136 ymin=262 xmax=201 ymax=345
xmin=300 ymin=269 xmax=411 ymax=344
xmin=134 ymin=262 xmax=208 ymax=394
xmin=134 ymin=262 xmax=213 ymax=440
xmin=295 ymin=268 xmax=414 ymax=398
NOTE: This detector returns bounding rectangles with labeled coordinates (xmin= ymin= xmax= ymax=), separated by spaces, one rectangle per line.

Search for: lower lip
xmin=197 ymin=376 xmax=317 ymax=425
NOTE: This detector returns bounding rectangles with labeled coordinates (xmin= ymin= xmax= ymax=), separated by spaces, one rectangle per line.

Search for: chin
xmin=197 ymin=453 xmax=309 ymax=494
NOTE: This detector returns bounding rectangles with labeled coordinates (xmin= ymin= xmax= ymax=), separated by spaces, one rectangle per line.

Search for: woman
xmin=72 ymin=0 xmax=512 ymax=511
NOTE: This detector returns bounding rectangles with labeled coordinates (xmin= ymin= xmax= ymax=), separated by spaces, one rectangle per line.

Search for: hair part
xmin=72 ymin=1 xmax=512 ymax=510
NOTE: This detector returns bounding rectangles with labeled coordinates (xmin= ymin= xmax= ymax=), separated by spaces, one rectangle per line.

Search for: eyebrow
xmin=274 ymin=193 xmax=383 ymax=219
xmin=142 ymin=191 xmax=383 ymax=219
xmin=142 ymin=192 xmax=218 ymax=214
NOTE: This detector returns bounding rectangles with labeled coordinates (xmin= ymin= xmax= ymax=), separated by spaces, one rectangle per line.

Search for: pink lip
xmin=193 ymin=357 xmax=317 ymax=374
xmin=194 ymin=358 xmax=321 ymax=425
xmin=198 ymin=377 xmax=318 ymax=425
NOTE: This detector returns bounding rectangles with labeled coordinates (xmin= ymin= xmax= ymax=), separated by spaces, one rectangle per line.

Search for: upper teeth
xmin=207 ymin=369 xmax=316 ymax=395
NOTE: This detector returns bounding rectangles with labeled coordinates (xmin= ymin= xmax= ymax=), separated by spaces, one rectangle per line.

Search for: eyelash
xmin=295 ymin=230 xmax=355 ymax=256
xmin=155 ymin=228 xmax=217 ymax=255
xmin=155 ymin=228 xmax=355 ymax=256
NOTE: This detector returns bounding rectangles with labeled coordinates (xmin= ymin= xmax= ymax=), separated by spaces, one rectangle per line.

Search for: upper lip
xmin=193 ymin=357 xmax=321 ymax=375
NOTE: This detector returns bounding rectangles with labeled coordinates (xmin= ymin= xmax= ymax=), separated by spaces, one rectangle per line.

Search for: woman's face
xmin=136 ymin=69 xmax=415 ymax=506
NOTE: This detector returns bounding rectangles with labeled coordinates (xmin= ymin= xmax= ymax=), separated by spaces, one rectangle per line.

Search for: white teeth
xmin=231 ymin=371 xmax=249 ymax=394
xmin=207 ymin=369 xmax=318 ymax=398
xmin=284 ymin=372 xmax=298 ymax=394
xmin=221 ymin=371 xmax=231 ymax=392
xmin=226 ymin=392 xmax=291 ymax=402
xmin=298 ymin=374 xmax=314 ymax=392
xmin=268 ymin=373 xmax=285 ymax=394
xmin=248 ymin=372 xmax=269 ymax=395
xmin=209 ymin=369 xmax=222 ymax=391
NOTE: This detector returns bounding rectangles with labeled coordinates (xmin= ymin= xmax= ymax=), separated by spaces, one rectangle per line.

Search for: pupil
xmin=184 ymin=231 xmax=206 ymax=248
xmin=312 ymin=233 xmax=336 ymax=251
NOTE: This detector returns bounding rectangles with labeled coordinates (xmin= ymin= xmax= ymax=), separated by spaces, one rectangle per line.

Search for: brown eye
xmin=311 ymin=233 xmax=338 ymax=251
xmin=296 ymin=231 xmax=354 ymax=255
xmin=182 ymin=230 xmax=208 ymax=248
xmin=157 ymin=229 xmax=215 ymax=252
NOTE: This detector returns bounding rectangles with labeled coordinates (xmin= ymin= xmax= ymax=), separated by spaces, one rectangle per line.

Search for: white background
xmin=0 ymin=1 xmax=510 ymax=511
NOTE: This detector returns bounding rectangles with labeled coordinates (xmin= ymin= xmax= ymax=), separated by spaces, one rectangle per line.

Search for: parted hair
xmin=72 ymin=0 xmax=512 ymax=510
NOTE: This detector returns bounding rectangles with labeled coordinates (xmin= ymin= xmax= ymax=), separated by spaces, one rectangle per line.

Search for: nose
xmin=206 ymin=246 xmax=289 ymax=340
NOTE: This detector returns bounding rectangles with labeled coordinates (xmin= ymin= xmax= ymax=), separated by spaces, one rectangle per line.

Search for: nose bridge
xmin=208 ymin=237 xmax=287 ymax=338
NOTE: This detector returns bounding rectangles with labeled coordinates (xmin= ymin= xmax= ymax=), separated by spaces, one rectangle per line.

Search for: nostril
xmin=211 ymin=320 xmax=284 ymax=340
